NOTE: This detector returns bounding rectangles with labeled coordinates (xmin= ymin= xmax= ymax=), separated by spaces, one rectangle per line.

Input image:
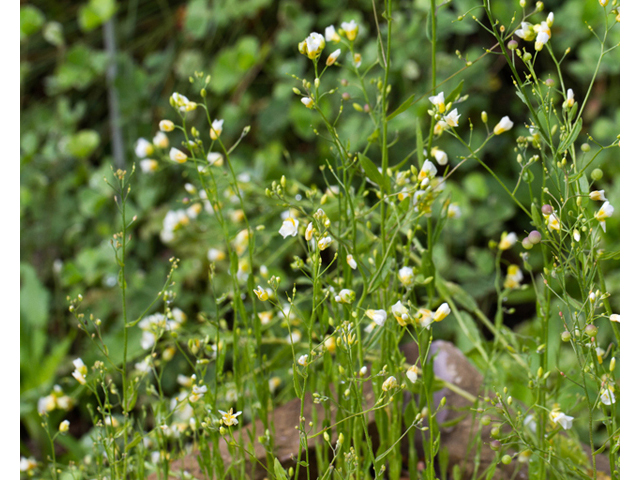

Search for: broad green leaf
xmin=445 ymin=79 xmax=464 ymax=104
xmin=359 ymin=153 xmax=385 ymax=189
xmin=20 ymin=263 xmax=49 ymax=328
xmin=558 ymin=118 xmax=582 ymax=154
xmin=78 ymin=0 xmax=117 ymax=32
xmin=20 ymin=6 xmax=45 ymax=40
xmin=65 ymin=130 xmax=100 ymax=159
xmin=387 ymin=94 xmax=415 ymax=121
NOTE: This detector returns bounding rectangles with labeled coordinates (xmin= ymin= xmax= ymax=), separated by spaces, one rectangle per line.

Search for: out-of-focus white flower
xmin=153 ymin=132 xmax=169 ymax=149
xmin=287 ymin=329 xmax=302 ymax=344
xmin=589 ymin=190 xmax=607 ymax=201
xmin=341 ymin=20 xmax=359 ymax=41
xmin=335 ymin=289 xmax=356 ymax=304
xmin=433 ymin=303 xmax=451 ymax=322
xmin=279 ymin=217 xmax=299 ymax=238
xmin=398 ymin=266 xmax=414 ymax=287
xmin=609 ymin=313 xmax=620 ymax=323
xmin=326 ymin=49 xmax=341 ymax=66
xmin=169 ymin=148 xmax=188 ymax=164
xmin=498 ymin=232 xmax=518 ymax=250
xmin=546 ymin=12 xmax=555 ymax=27
xmin=297 ymin=354 xmax=309 ymax=367
xmin=305 ymin=222 xmax=315 ymax=241
xmin=418 ymin=308 xmax=434 ymax=328
xmin=209 ymin=119 xmax=224 ymax=140
xmin=518 ymin=450 xmax=533 ymax=463
xmin=159 ymin=120 xmax=174 ymax=132
xmin=347 ymin=254 xmax=357 ymax=269
xmin=140 ymin=159 xmax=158 ymax=173
xmin=72 ymin=358 xmax=87 ymax=385
xmin=268 ymin=377 xmax=282 ymax=393
xmin=549 ymin=410 xmax=574 ymax=430
xmin=429 ymin=92 xmax=446 ymax=114
xmin=189 ymin=385 xmax=208 ymax=402
xmin=325 ymin=25 xmax=340 ymax=42
xmin=447 ymin=204 xmax=461 ymax=219
xmin=207 ymin=248 xmax=226 ymax=262
xmin=493 ymin=116 xmax=514 ymax=135
xmin=258 ymin=311 xmax=273 ymax=325
xmin=595 ymin=201 xmax=614 ymax=232
xmin=600 ymin=385 xmax=616 ymax=405
xmin=407 ymin=365 xmax=419 ymax=384
xmin=535 ymin=31 xmax=550 ymax=50
xmin=207 ymin=152 xmax=224 ymax=166
xmin=353 ymin=52 xmax=362 ymax=68
xmin=20 ymin=457 xmax=37 ymax=472
xmin=135 ymin=138 xmax=153 ymax=158
xmin=431 ymin=147 xmax=448 ymax=165
xmin=565 ymin=89 xmax=575 ymax=108
xmin=253 ymin=286 xmax=270 ymax=301
xmin=382 ymin=376 xmax=398 ymax=391
xmin=219 ymin=408 xmax=242 ymax=427
xmin=391 ymin=301 xmax=410 ymax=326
xmin=301 ymin=97 xmax=314 ymax=108
xmin=515 ymin=22 xmax=536 ymax=41
xmin=366 ymin=309 xmax=387 ymax=326
xmin=171 ymin=92 xmax=197 ymax=112
xmin=504 ymin=265 xmax=523 ymax=289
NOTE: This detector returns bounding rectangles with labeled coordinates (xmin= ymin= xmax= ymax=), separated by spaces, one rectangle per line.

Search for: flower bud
xmin=481 ymin=111 xmax=488 ymax=123
xmin=591 ymin=168 xmax=603 ymax=181
xmin=508 ymin=40 xmax=518 ymax=50
xmin=541 ymin=204 xmax=553 ymax=215
xmin=528 ymin=230 xmax=542 ymax=244
xmin=561 ymin=331 xmax=571 ymax=342
xmin=490 ymin=440 xmax=501 ymax=451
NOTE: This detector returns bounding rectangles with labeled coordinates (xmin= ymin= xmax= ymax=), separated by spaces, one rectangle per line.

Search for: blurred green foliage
xmin=20 ymin=0 xmax=619 ymax=466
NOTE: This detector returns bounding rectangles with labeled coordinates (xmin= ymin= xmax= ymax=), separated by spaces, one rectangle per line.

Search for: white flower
xmin=326 ymin=49 xmax=341 ymax=66
xmin=498 ymin=232 xmax=518 ymax=250
xmin=72 ymin=358 xmax=87 ymax=385
xmin=218 ymin=408 xmax=242 ymax=427
xmin=547 ymin=212 xmax=561 ymax=232
xmin=20 ymin=457 xmax=37 ymax=472
xmin=493 ymin=116 xmax=514 ymax=135
xmin=305 ymin=222 xmax=315 ymax=241
xmin=391 ymin=301 xmax=410 ymax=326
xmin=341 ymin=20 xmax=359 ymax=41
xmin=159 ymin=120 xmax=174 ymax=132
xmin=535 ymin=31 xmax=550 ymax=50
xmin=366 ymin=309 xmax=387 ymax=326
xmin=135 ymin=138 xmax=153 ymax=158
xmin=444 ymin=108 xmax=461 ymax=127
xmin=447 ymin=204 xmax=461 ymax=219
xmin=418 ymin=159 xmax=437 ymax=181
xmin=549 ymin=410 xmax=574 ymax=430
xmin=600 ymin=385 xmax=616 ymax=405
xmin=207 ymin=152 xmax=224 ymax=166
xmin=565 ymin=88 xmax=575 ymax=108
xmin=325 ymin=25 xmax=340 ymax=42
xmin=433 ymin=303 xmax=451 ymax=322
xmin=287 ymin=329 xmax=302 ymax=344
xmin=382 ymin=376 xmax=398 ymax=391
xmin=589 ymin=190 xmax=607 ymax=201
xmin=347 ymin=254 xmax=357 ymax=269
xmin=207 ymin=248 xmax=225 ymax=262
xmin=547 ymin=12 xmax=555 ymax=27
xmin=504 ymin=265 xmax=523 ymax=289
xmin=429 ymin=92 xmax=446 ymax=113
xmin=297 ymin=354 xmax=309 ymax=367
xmin=417 ymin=308 xmax=434 ymax=328
xmin=279 ymin=217 xmax=299 ymax=238
xmin=153 ymin=131 xmax=169 ymax=149
xmin=431 ymin=147 xmax=448 ymax=165
xmin=189 ymin=385 xmax=208 ymax=402
xmin=302 ymin=32 xmax=325 ymax=59
xmin=595 ymin=201 xmax=614 ymax=232
xmin=140 ymin=159 xmax=158 ymax=173
xmin=335 ymin=289 xmax=355 ymax=304
xmin=398 ymin=266 xmax=414 ymax=287
xmin=209 ymin=119 xmax=224 ymax=140
xmin=515 ymin=22 xmax=536 ymax=41
xmin=524 ymin=414 xmax=537 ymax=433
xmin=169 ymin=147 xmax=188 ymax=164
xmin=58 ymin=419 xmax=70 ymax=433
xmin=301 ymin=97 xmax=314 ymax=108
xmin=318 ymin=236 xmax=333 ymax=251
xmin=406 ymin=365 xmax=419 ymax=384
xmin=253 ymin=286 xmax=270 ymax=301
xmin=609 ymin=313 xmax=620 ymax=323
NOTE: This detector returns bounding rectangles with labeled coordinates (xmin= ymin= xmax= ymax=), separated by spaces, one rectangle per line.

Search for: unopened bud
xmin=481 ymin=111 xmax=488 ymax=123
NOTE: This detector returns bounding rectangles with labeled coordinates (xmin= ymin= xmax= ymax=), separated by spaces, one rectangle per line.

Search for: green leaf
xmin=445 ymin=80 xmax=464 ymax=104
xmin=21 ymin=6 xmax=45 ymax=40
xmin=359 ymin=153 xmax=386 ymax=190
xmin=78 ymin=0 xmax=117 ymax=32
xmin=20 ymin=263 xmax=50 ymax=328
xmin=558 ymin=118 xmax=582 ymax=154
xmin=65 ymin=130 xmax=100 ymax=158
xmin=387 ymin=94 xmax=415 ymax=121
xmin=273 ymin=458 xmax=288 ymax=480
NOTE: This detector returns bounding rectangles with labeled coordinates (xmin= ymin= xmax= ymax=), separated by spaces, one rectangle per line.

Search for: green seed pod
xmin=591 ymin=168 xmax=603 ymax=181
